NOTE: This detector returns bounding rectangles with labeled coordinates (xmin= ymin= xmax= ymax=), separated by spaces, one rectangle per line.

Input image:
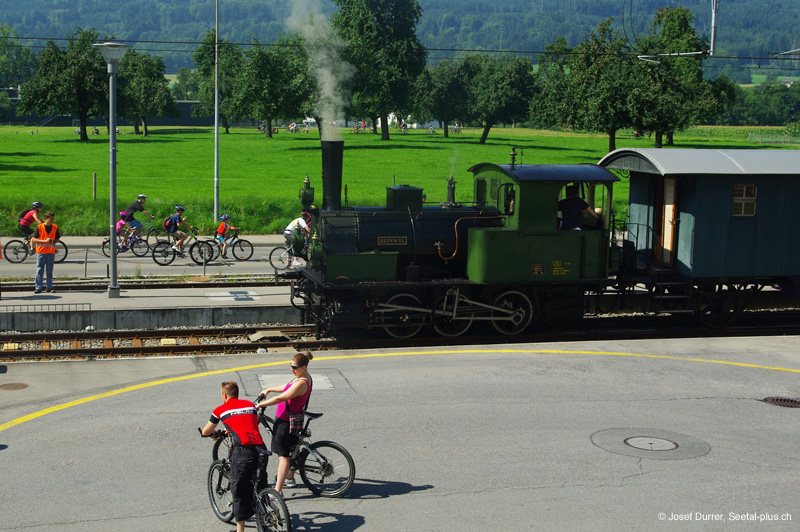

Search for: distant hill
xmin=5 ymin=0 xmax=798 ymax=80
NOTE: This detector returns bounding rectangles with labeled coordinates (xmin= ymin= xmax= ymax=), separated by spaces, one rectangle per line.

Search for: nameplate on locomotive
xmin=531 ymin=264 xmax=546 ymax=275
xmin=378 ymin=236 xmax=408 ymax=246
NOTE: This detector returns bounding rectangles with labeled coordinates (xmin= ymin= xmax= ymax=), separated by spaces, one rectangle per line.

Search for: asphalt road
xmin=1 ymin=337 xmax=799 ymax=531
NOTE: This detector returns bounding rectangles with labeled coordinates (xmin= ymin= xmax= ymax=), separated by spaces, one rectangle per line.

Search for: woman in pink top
xmin=256 ymin=351 xmax=314 ymax=493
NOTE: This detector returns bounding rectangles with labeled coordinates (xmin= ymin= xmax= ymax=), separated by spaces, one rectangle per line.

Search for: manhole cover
xmin=624 ymin=436 xmax=678 ymax=451
xmin=0 ymin=383 xmax=29 ymax=391
xmin=762 ymin=397 xmax=800 ymax=408
xmin=592 ymin=428 xmax=710 ymax=460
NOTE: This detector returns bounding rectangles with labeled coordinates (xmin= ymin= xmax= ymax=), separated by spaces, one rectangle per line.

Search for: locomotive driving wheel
xmin=374 ymin=293 xmax=427 ymax=339
xmin=432 ymin=289 xmax=474 ymax=337
xmin=490 ymin=290 xmax=533 ymax=335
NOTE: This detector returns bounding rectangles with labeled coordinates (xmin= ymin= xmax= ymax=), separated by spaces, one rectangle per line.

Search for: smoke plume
xmin=288 ymin=0 xmax=355 ymax=141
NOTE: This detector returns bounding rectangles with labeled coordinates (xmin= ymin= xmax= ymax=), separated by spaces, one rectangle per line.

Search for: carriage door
xmin=656 ymin=176 xmax=678 ymax=267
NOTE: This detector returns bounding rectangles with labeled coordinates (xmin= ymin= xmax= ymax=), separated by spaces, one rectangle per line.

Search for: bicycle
xmin=269 ymin=240 xmax=307 ymax=270
xmin=190 ymin=231 xmax=254 ymax=262
xmin=101 ymin=231 xmax=148 ymax=258
xmin=212 ymin=399 xmax=355 ymax=498
xmin=137 ymin=220 xmax=169 ymax=248
xmin=200 ymin=429 xmax=292 ymax=531
xmin=151 ymin=228 xmax=207 ymax=266
xmin=3 ymin=235 xmax=68 ymax=264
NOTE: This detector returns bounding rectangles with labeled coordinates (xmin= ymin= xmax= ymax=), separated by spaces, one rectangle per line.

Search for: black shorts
xmin=18 ymin=224 xmax=33 ymax=237
xmin=229 ymin=447 xmax=258 ymax=521
xmin=271 ymin=417 xmax=298 ymax=457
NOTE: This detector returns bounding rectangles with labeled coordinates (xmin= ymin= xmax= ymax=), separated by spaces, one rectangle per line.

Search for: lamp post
xmin=214 ymin=0 xmax=220 ymax=222
xmin=94 ymin=41 xmax=130 ymax=299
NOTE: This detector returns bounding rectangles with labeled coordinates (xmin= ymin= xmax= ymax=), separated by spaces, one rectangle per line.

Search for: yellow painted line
xmin=2 ymin=348 xmax=799 ymax=433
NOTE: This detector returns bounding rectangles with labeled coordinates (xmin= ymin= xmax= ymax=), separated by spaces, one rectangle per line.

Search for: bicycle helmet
xmin=32 ymin=201 xmax=43 ymax=208
xmin=119 ymin=211 xmax=127 ymax=218
xmin=175 ymin=205 xmax=185 ymax=212
xmin=219 ymin=214 xmax=230 ymax=221
xmin=138 ymin=194 xmax=147 ymax=199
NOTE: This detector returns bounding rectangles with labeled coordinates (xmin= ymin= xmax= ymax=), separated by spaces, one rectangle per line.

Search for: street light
xmin=94 ymin=41 xmax=130 ymax=299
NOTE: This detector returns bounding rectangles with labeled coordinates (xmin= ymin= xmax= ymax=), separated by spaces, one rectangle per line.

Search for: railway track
xmin=1 ymin=312 xmax=798 ymax=362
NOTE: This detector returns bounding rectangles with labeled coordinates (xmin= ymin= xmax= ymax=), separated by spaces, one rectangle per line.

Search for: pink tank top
xmin=275 ymin=377 xmax=311 ymax=420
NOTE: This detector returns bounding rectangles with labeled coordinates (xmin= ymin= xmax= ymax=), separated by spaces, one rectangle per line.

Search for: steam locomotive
xmin=282 ymin=140 xmax=800 ymax=338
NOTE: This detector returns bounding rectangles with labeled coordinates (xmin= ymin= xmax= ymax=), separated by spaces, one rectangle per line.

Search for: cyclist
xmin=18 ymin=201 xmax=45 ymax=241
xmin=201 ymin=381 xmax=266 ymax=532
xmin=283 ymin=211 xmax=312 ymax=268
xmin=256 ymin=351 xmax=314 ymax=493
xmin=116 ymin=211 xmax=132 ymax=249
xmin=123 ymin=194 xmax=155 ymax=238
xmin=216 ymin=214 xmax=239 ymax=259
xmin=165 ymin=205 xmax=194 ymax=257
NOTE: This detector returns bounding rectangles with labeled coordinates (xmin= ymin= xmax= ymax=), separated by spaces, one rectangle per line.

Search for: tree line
xmin=2 ymin=2 xmax=796 ymax=148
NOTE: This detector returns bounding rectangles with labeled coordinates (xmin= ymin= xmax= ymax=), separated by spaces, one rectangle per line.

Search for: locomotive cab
xmin=466 ymin=163 xmax=619 ymax=284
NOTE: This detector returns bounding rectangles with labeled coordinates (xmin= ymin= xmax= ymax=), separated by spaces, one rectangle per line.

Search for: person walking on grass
xmin=32 ymin=211 xmax=60 ymax=294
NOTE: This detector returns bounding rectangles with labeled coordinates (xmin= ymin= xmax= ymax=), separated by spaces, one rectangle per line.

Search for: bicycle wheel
xmin=54 ymin=241 xmax=68 ymax=263
xmin=130 ymin=236 xmax=149 ymax=257
xmin=231 ymin=239 xmax=254 ymax=261
xmin=211 ymin=435 xmax=233 ymax=462
xmin=151 ymin=241 xmax=175 ymax=265
xmin=189 ymin=241 xmax=214 ymax=265
xmin=101 ymin=239 xmax=112 ymax=258
xmin=145 ymin=228 xmax=169 ymax=247
xmin=269 ymin=247 xmax=291 ymax=270
xmin=4 ymin=239 xmax=30 ymax=263
xmin=298 ymin=440 xmax=355 ymax=497
xmin=208 ymin=460 xmax=235 ymax=523
xmin=255 ymin=487 xmax=292 ymax=532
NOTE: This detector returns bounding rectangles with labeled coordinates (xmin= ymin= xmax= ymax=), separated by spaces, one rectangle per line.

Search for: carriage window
xmin=732 ymin=184 xmax=757 ymax=216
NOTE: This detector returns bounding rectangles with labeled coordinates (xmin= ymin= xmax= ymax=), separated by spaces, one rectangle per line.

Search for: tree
xmin=18 ymin=28 xmax=110 ymax=142
xmin=172 ymin=67 xmax=200 ymax=100
xmin=568 ymin=19 xmax=636 ymax=152
xmin=118 ymin=50 xmax=178 ymax=137
xmin=532 ymin=37 xmax=575 ymax=131
xmin=629 ymin=7 xmax=723 ymax=147
xmin=462 ymin=54 xmax=536 ymax=144
xmin=230 ymin=36 xmax=312 ymax=137
xmin=332 ymin=0 xmax=427 ymax=140
xmin=0 ymin=24 xmax=38 ymax=87
xmin=192 ymin=30 xmax=243 ymax=133
xmin=414 ymin=59 xmax=469 ymax=138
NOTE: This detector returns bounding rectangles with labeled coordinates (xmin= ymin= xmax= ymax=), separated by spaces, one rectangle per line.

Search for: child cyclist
xmin=116 ymin=211 xmax=132 ymax=248
xmin=215 ymin=214 xmax=239 ymax=258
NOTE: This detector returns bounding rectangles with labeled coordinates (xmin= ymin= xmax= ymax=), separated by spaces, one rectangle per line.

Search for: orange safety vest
xmin=35 ymin=223 xmax=58 ymax=254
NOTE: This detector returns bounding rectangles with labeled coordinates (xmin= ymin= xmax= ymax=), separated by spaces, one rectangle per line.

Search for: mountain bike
xmin=212 ymin=400 xmax=355 ymax=498
xmin=190 ymin=231 xmax=254 ymax=262
xmin=3 ymin=236 xmax=68 ymax=264
xmin=151 ymin=228 xmax=206 ymax=265
xmin=101 ymin=231 xmax=148 ymax=257
xmin=200 ymin=430 xmax=291 ymax=531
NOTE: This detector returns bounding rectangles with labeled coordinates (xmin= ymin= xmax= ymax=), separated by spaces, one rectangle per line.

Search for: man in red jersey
xmin=201 ymin=381 xmax=265 ymax=532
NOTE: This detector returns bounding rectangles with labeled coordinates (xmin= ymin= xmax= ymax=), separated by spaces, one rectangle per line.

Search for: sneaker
xmin=47 ymin=288 xmax=55 ymax=293
xmin=171 ymin=245 xmax=181 ymax=253
xmin=291 ymin=261 xmax=301 ymax=268
xmin=274 ymin=477 xmax=297 ymax=488
xmin=34 ymin=288 xmax=42 ymax=294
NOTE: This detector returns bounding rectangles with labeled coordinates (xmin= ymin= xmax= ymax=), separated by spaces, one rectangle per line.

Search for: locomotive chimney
xmin=321 ymin=140 xmax=344 ymax=211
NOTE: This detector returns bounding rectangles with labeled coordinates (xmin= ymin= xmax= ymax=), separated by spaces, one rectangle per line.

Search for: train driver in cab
xmin=558 ymin=184 xmax=598 ymax=231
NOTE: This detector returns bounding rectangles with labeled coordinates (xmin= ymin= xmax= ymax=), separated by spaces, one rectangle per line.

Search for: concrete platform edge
xmin=0 ymin=306 xmax=303 ymax=332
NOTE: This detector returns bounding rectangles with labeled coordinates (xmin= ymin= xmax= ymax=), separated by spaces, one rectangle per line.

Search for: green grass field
xmin=0 ymin=124 xmax=794 ymax=236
